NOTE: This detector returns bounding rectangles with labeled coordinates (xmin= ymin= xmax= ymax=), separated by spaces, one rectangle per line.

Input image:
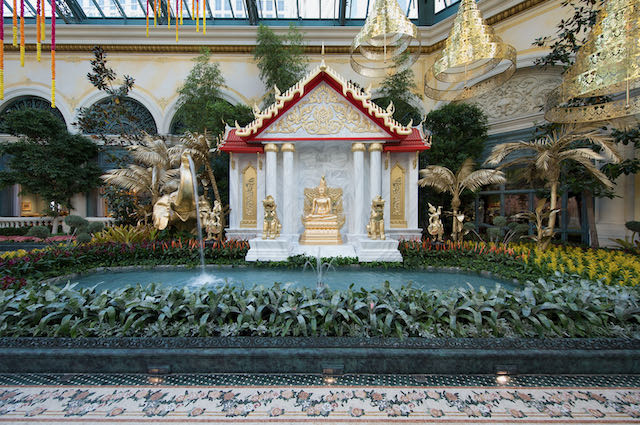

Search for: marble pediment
xmin=261 ymin=83 xmax=390 ymax=139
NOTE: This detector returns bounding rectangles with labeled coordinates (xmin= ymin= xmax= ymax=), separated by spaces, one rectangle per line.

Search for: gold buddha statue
xmin=300 ymin=176 xmax=345 ymax=245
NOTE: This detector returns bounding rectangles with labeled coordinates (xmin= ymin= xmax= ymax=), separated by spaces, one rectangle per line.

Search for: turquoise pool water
xmin=68 ymin=267 xmax=515 ymax=291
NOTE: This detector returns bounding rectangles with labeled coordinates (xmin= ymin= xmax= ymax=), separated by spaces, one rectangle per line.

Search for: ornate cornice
xmin=2 ymin=0 xmax=552 ymax=54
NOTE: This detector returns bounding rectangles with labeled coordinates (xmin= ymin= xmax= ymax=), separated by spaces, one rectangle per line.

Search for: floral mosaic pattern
xmin=1 ymin=385 xmax=639 ymax=424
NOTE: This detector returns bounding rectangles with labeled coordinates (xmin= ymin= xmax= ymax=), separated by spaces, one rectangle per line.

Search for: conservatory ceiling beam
xmin=111 ymin=0 xmax=127 ymax=18
xmin=23 ymin=0 xmax=36 ymax=15
xmin=226 ymin=0 xmax=235 ymax=18
xmin=338 ymin=0 xmax=346 ymax=25
xmin=206 ymin=0 xmax=214 ymax=20
xmin=53 ymin=0 xmax=84 ymax=23
xmin=244 ymin=0 xmax=258 ymax=24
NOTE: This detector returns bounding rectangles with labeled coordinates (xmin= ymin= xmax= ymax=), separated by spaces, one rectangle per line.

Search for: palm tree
xmin=419 ymin=158 xmax=506 ymax=242
xmin=102 ymin=135 xmax=179 ymax=223
xmin=485 ymin=124 xmax=621 ymax=249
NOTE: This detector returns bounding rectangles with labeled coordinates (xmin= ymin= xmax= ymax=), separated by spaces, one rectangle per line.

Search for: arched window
xmin=83 ymin=97 xmax=157 ymax=135
xmin=0 ymin=95 xmax=66 ymax=131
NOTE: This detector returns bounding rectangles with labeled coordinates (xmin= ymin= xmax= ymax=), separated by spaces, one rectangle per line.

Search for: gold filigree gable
xmin=265 ymin=85 xmax=380 ymax=135
xmin=234 ymin=64 xmax=414 ymax=138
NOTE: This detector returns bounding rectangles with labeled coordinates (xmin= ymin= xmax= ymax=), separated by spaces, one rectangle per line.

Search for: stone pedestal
xmin=245 ymin=237 xmax=291 ymax=262
xmin=354 ymin=237 xmax=403 ymax=262
xmin=299 ymin=223 xmax=343 ymax=245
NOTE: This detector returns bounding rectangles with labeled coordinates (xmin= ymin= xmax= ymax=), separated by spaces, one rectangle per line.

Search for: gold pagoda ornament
xmin=545 ymin=0 xmax=640 ymax=123
xmin=424 ymin=0 xmax=516 ymax=101
xmin=350 ymin=0 xmax=421 ymax=78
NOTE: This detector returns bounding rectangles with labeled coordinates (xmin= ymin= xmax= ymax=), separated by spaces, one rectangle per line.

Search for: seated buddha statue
xmin=300 ymin=176 xmax=344 ymax=245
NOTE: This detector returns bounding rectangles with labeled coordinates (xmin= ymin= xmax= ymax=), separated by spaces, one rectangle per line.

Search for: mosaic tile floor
xmin=0 ymin=374 xmax=639 ymax=424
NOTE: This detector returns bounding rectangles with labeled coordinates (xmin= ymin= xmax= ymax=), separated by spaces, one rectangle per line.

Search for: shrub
xmin=91 ymin=225 xmax=158 ymax=244
xmin=0 ymin=227 xmax=30 ymax=236
xmin=25 ymin=226 xmax=51 ymax=239
xmin=65 ymin=215 xmax=89 ymax=233
xmin=87 ymin=221 xmax=105 ymax=234
xmin=76 ymin=233 xmax=92 ymax=244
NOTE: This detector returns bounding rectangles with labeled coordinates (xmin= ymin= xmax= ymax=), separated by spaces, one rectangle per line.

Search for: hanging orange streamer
xmin=41 ymin=1 xmax=45 ymax=41
xmin=19 ymin=0 xmax=24 ymax=67
xmin=36 ymin=0 xmax=41 ymax=61
xmin=202 ymin=0 xmax=205 ymax=34
xmin=12 ymin=0 xmax=16 ymax=47
xmin=195 ymin=0 xmax=199 ymax=32
xmin=154 ymin=0 xmax=157 ymax=26
xmin=167 ymin=0 xmax=170 ymax=28
xmin=145 ymin=0 xmax=149 ymax=36
xmin=175 ymin=0 xmax=178 ymax=42
xmin=179 ymin=0 xmax=182 ymax=25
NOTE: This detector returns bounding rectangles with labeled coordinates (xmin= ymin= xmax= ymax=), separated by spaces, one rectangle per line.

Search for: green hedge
xmin=1 ymin=273 xmax=638 ymax=338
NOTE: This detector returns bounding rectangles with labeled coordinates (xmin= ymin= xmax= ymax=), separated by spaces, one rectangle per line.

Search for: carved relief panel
xmin=240 ymin=164 xmax=257 ymax=228
xmin=390 ymin=163 xmax=407 ymax=228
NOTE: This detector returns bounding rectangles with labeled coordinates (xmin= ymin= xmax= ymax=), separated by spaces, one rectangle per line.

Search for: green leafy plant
xmin=91 ymin=225 xmax=159 ymax=245
xmin=0 ymin=273 xmax=637 ymax=338
xmin=0 ymin=109 xmax=102 ymax=226
xmin=25 ymin=226 xmax=51 ymax=239
xmin=254 ymin=24 xmax=308 ymax=105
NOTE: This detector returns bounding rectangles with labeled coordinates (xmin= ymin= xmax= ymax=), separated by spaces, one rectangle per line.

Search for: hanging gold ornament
xmin=424 ymin=0 xmax=516 ymax=101
xmin=350 ymin=0 xmax=420 ymax=78
xmin=545 ymin=0 xmax=640 ymax=123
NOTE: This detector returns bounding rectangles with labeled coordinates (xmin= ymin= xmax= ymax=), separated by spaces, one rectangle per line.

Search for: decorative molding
xmin=280 ymin=143 xmax=295 ymax=152
xmin=351 ymin=142 xmax=366 ymax=152
xmin=368 ymin=143 xmax=383 ymax=152
xmin=266 ymin=85 xmax=380 ymax=136
xmin=263 ymin=143 xmax=278 ymax=152
xmin=465 ymin=67 xmax=562 ymax=124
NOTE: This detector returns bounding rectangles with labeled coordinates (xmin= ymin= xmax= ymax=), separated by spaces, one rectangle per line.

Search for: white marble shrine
xmin=220 ymin=62 xmax=431 ymax=261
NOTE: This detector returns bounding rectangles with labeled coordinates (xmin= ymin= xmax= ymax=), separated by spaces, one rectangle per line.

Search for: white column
xmin=369 ymin=143 xmax=383 ymax=199
xmin=281 ymin=143 xmax=295 ymax=236
xmin=228 ymin=153 xmax=240 ymax=229
xmin=264 ymin=143 xmax=278 ymax=201
xmin=352 ymin=143 xmax=366 ymax=235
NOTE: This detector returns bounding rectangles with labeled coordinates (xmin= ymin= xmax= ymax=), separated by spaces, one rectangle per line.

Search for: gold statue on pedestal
xmin=262 ymin=195 xmax=282 ymax=239
xmin=204 ymin=200 xmax=223 ymax=241
xmin=300 ymin=176 xmax=344 ymax=245
xmin=427 ymin=203 xmax=444 ymax=242
xmin=367 ymin=196 xmax=386 ymax=240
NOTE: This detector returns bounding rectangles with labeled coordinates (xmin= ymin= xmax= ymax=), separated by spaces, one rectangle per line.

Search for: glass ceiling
xmin=1 ymin=0 xmax=462 ymax=25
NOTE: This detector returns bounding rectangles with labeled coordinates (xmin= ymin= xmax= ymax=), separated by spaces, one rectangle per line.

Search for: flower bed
xmin=0 ymin=273 xmax=638 ymax=338
xmin=0 ymin=235 xmax=74 ymax=243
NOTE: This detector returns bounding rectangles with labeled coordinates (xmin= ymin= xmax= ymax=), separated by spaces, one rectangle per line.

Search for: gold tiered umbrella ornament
xmin=424 ymin=0 xmax=516 ymax=101
xmin=350 ymin=0 xmax=421 ymax=78
xmin=545 ymin=0 xmax=640 ymax=123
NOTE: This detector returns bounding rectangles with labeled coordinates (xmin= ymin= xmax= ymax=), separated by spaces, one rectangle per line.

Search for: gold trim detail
xmin=264 ymin=84 xmax=381 ymax=135
xmin=369 ymin=143 xmax=383 ymax=152
xmin=281 ymin=143 xmax=296 ymax=152
xmin=240 ymin=163 xmax=257 ymax=228
xmin=264 ymin=143 xmax=278 ymax=153
xmin=351 ymin=143 xmax=366 ymax=152
xmin=390 ymin=163 xmax=407 ymax=228
xmin=236 ymin=68 xmax=413 ymax=138
xmin=413 ymin=151 xmax=419 ymax=169
xmin=230 ymin=152 xmax=235 ymax=170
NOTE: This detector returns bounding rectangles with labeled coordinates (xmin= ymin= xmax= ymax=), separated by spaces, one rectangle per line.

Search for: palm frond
xmin=485 ymin=141 xmax=539 ymax=166
xmin=455 ymin=158 xmax=476 ymax=182
xmin=462 ymin=169 xmax=506 ymax=192
xmin=418 ymin=166 xmax=455 ymax=194
xmin=569 ymin=155 xmax=616 ymax=189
